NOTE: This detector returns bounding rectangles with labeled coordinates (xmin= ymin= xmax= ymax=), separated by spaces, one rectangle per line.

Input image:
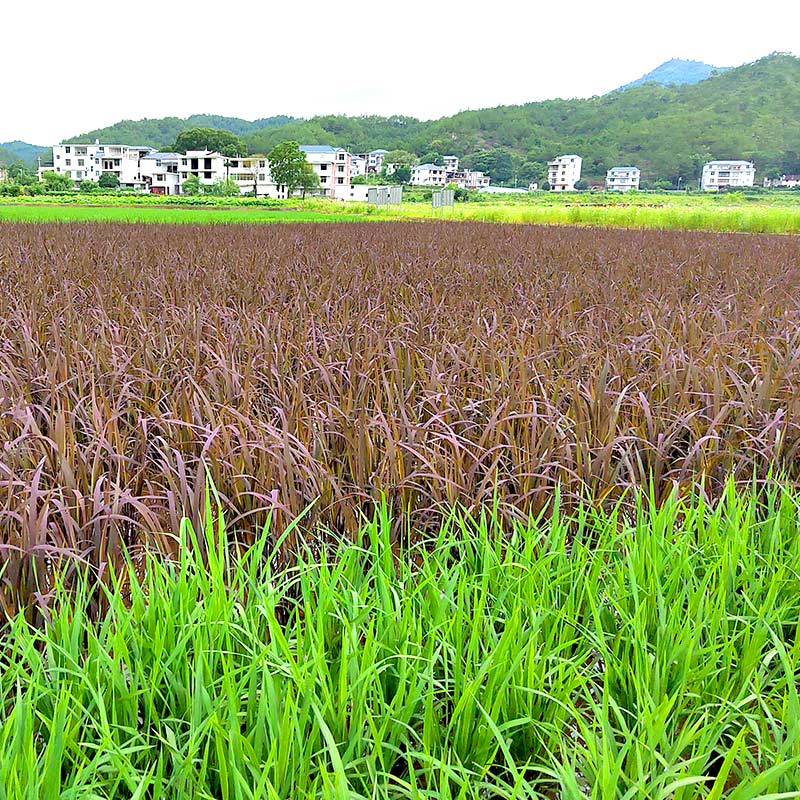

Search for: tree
xmin=41 ymin=171 xmax=74 ymax=191
xmin=574 ymin=179 xmax=589 ymax=190
xmin=388 ymin=165 xmax=411 ymax=184
xmin=418 ymin=151 xmax=444 ymax=166
xmin=173 ymin=128 xmax=246 ymax=157
xmin=98 ymin=172 xmax=120 ymax=189
xmin=384 ymin=149 xmax=417 ymax=167
xmin=182 ymin=175 xmax=201 ymax=195
xmin=206 ymin=178 xmax=241 ymax=196
xmin=79 ymin=180 xmax=97 ymax=192
xmin=267 ymin=142 xmax=308 ymax=197
xmin=299 ymin=162 xmax=320 ymax=198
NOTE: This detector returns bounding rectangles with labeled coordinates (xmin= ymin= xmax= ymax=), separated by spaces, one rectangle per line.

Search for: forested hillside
xmin=47 ymin=52 xmax=800 ymax=184
xmin=68 ymin=114 xmax=296 ymax=149
xmin=0 ymin=141 xmax=50 ymax=166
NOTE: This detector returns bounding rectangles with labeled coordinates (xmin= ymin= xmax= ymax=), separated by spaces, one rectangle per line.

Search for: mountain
xmin=66 ymin=114 xmax=296 ymax=149
xmin=0 ymin=140 xmax=50 ymax=166
xmin=617 ymin=58 xmax=729 ymax=91
xmin=40 ymin=52 xmax=800 ymax=185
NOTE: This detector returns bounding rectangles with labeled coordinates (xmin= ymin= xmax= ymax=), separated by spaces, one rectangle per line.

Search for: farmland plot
xmin=2 ymin=221 xmax=800 ymax=561
xmin=2 ymin=220 xmax=800 ymax=797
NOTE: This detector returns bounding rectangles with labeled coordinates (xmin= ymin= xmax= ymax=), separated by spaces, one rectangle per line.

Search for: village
xmin=31 ymin=141 xmax=787 ymax=199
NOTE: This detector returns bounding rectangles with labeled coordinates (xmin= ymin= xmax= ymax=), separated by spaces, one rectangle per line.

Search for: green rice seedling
xmin=1 ymin=486 xmax=799 ymax=797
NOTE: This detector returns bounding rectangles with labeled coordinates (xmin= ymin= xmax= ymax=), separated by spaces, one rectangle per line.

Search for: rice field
xmin=2 ymin=192 xmax=799 ymax=232
xmin=2 ymin=219 xmax=800 ymax=797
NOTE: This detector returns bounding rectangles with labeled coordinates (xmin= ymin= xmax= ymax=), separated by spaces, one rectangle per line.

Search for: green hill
xmin=66 ymin=114 xmax=296 ymax=148
xmin=0 ymin=141 xmax=50 ymax=166
xmin=52 ymin=52 xmax=800 ymax=185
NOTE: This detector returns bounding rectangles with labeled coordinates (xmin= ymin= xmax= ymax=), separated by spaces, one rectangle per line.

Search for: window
xmin=181 ymin=159 xmax=188 ymax=166
xmin=337 ymin=177 xmax=344 ymax=184
xmin=65 ymin=146 xmax=71 ymax=154
xmin=76 ymin=171 xmax=83 ymax=179
xmin=204 ymin=171 xmax=212 ymax=179
xmin=77 ymin=159 xmax=84 ymax=167
xmin=320 ymin=176 xmax=327 ymax=183
xmin=56 ymin=154 xmax=60 ymax=160
xmin=337 ymin=165 xmax=344 ymax=172
xmin=338 ymin=153 xmax=345 ymax=160
xmin=65 ymin=159 xmax=71 ymax=166
xmin=320 ymin=164 xmax=328 ymax=170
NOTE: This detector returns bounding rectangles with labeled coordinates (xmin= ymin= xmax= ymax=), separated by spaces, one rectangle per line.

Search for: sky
xmin=3 ymin=0 xmax=799 ymax=145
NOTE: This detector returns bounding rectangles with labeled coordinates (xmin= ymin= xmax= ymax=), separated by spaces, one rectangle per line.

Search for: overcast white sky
xmin=4 ymin=0 xmax=798 ymax=145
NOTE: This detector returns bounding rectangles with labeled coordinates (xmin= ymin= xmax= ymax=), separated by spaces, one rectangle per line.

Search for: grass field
xmin=1 ymin=190 xmax=799 ymax=232
xmin=2 ymin=219 xmax=800 ymax=797
xmin=3 ymin=488 xmax=800 ymax=798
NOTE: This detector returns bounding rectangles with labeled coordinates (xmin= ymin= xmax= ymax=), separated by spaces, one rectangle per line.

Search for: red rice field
xmin=1 ymin=220 xmax=799 ymax=568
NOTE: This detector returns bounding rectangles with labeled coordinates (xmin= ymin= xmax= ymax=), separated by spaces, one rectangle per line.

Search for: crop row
xmin=1 ymin=221 xmax=799 ymax=613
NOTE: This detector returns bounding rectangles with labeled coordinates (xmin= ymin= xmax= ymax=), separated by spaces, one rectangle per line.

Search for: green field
xmin=2 ymin=190 xmax=799 ymax=232
xmin=4 ymin=488 xmax=800 ymax=799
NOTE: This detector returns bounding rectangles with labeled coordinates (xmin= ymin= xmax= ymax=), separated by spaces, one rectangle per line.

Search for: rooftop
xmin=415 ymin=163 xmax=445 ymax=170
xmin=300 ymin=145 xmax=339 ymax=153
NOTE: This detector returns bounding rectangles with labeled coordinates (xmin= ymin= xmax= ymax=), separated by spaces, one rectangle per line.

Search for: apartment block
xmin=300 ymin=145 xmax=352 ymax=198
xmin=410 ymin=163 xmax=448 ymax=186
xmin=547 ymin=155 xmax=582 ymax=191
xmin=606 ymin=166 xmax=640 ymax=192
xmin=701 ymin=160 xmax=755 ymax=191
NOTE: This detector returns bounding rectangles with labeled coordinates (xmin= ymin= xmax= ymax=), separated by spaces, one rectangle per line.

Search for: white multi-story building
xmin=606 ymin=166 xmax=640 ymax=192
xmin=410 ymin=163 xmax=448 ymax=186
xmin=366 ymin=149 xmax=388 ymax=173
xmin=350 ymin=154 xmax=367 ymax=177
xmin=177 ymin=150 xmax=229 ymax=188
xmin=763 ymin=174 xmax=800 ymax=189
xmin=443 ymin=155 xmax=459 ymax=175
xmin=43 ymin=142 xmax=156 ymax=188
xmin=548 ymin=155 xmax=582 ymax=191
xmin=300 ymin=145 xmax=352 ymax=198
xmin=141 ymin=152 xmax=182 ymax=195
xmin=460 ymin=169 xmax=490 ymax=190
xmin=701 ymin=160 xmax=755 ymax=191
xmin=225 ymin=155 xmax=277 ymax=197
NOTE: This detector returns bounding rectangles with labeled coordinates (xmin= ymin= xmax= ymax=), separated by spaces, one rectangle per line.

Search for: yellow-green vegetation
xmin=3 ymin=488 xmax=800 ymax=798
xmin=1 ymin=191 xmax=799 ymax=232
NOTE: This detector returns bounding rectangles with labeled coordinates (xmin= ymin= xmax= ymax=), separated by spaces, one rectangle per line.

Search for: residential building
xmin=350 ymin=154 xmax=367 ymax=177
xmin=141 ymin=152 xmax=182 ymax=195
xmin=606 ymin=166 xmax=640 ymax=192
xmin=763 ymin=174 xmax=800 ymax=189
xmin=177 ymin=150 xmax=229 ymax=189
xmin=42 ymin=142 xmax=156 ymax=188
xmin=225 ymin=155 xmax=277 ymax=197
xmin=300 ymin=145 xmax=351 ymax=198
xmin=547 ymin=155 xmax=582 ymax=191
xmin=701 ymin=160 xmax=755 ymax=191
xmin=459 ymin=169 xmax=490 ymax=190
xmin=410 ymin=163 xmax=448 ymax=186
xmin=366 ymin=149 xmax=388 ymax=173
xmin=0 ymin=166 xmax=7 ymax=182
xmin=443 ymin=155 xmax=459 ymax=175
